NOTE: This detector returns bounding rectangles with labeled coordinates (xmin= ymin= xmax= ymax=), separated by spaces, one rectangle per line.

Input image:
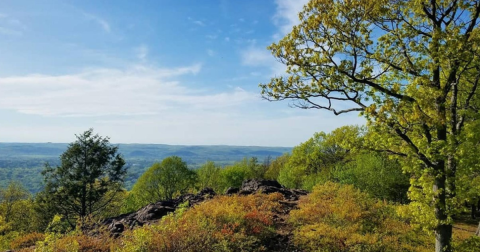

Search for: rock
xmin=238 ymin=179 xmax=308 ymax=201
xmin=135 ymin=204 xmax=176 ymax=223
xmin=241 ymin=179 xmax=283 ymax=192
xmin=100 ymin=181 xmax=308 ymax=236
xmin=102 ymin=188 xmax=216 ymax=235
xmin=225 ymin=187 xmax=239 ymax=195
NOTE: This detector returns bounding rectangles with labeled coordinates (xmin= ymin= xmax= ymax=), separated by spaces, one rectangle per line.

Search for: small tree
xmin=42 ymin=129 xmax=126 ymax=228
xmin=128 ymin=156 xmax=196 ymax=210
xmin=0 ymin=181 xmax=30 ymax=223
xmin=196 ymin=161 xmax=223 ymax=192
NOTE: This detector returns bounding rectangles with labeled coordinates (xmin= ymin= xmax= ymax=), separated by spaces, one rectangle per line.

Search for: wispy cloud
xmin=237 ymin=0 xmax=308 ymax=77
xmin=194 ymin=20 xmax=205 ymax=26
xmin=0 ymin=63 xmax=262 ymax=117
xmin=240 ymin=46 xmax=285 ymax=77
xmin=0 ymin=14 xmax=27 ymax=36
xmin=207 ymin=49 xmax=216 ymax=57
xmin=84 ymin=12 xmax=111 ymax=32
xmin=0 ymin=27 xmax=22 ymax=36
xmin=135 ymin=44 xmax=149 ymax=61
xmin=272 ymin=0 xmax=309 ymax=36
xmin=188 ymin=17 xmax=206 ymax=27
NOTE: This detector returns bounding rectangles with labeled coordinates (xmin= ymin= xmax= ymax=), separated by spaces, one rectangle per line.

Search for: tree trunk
xmin=476 ymin=221 xmax=480 ymax=237
xmin=434 ymin=167 xmax=452 ymax=252
xmin=472 ymin=204 xmax=477 ymax=219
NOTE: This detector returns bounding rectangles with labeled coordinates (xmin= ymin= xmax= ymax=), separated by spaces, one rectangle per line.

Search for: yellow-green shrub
xmin=34 ymin=233 xmax=114 ymax=252
xmin=454 ymin=236 xmax=480 ymax=252
xmin=289 ymin=182 xmax=433 ymax=251
xmin=10 ymin=232 xmax=44 ymax=250
xmin=118 ymin=193 xmax=283 ymax=252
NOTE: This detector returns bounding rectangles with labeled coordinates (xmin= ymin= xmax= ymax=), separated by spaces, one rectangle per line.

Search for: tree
xmin=42 ymin=129 xmax=126 ymax=228
xmin=259 ymin=1 xmax=480 ymax=251
xmin=279 ymin=126 xmax=362 ymax=190
xmin=196 ymin=161 xmax=223 ymax=192
xmin=127 ymin=156 xmax=196 ymax=210
xmin=264 ymin=153 xmax=290 ymax=180
xmin=0 ymin=181 xmax=30 ymax=224
xmin=333 ymin=153 xmax=410 ymax=203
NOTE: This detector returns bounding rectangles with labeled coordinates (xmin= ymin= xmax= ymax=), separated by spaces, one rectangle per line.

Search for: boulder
xmin=238 ymin=179 xmax=308 ymax=201
xmin=102 ymin=188 xmax=216 ymax=235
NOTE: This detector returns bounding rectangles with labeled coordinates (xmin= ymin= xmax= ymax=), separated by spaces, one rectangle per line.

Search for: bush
xmin=10 ymin=232 xmax=45 ymax=250
xmin=289 ymin=182 xmax=433 ymax=251
xmin=333 ymin=153 xmax=409 ymax=203
xmin=454 ymin=236 xmax=480 ymax=252
xmin=118 ymin=193 xmax=283 ymax=251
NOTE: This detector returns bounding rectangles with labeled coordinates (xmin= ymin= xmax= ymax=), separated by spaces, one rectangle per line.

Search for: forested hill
xmin=0 ymin=142 xmax=291 ymax=193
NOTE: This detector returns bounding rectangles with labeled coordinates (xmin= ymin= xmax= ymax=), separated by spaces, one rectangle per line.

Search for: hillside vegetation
xmin=0 ymin=143 xmax=291 ymax=192
xmin=1 ymin=126 xmax=479 ymax=251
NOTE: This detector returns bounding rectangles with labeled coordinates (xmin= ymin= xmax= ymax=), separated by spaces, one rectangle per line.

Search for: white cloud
xmin=273 ymin=0 xmax=309 ymax=36
xmin=135 ymin=44 xmax=149 ymax=61
xmin=207 ymin=49 xmax=216 ymax=57
xmin=84 ymin=13 xmax=111 ymax=32
xmin=0 ymin=14 xmax=27 ymax=36
xmin=0 ymin=63 xmax=260 ymax=117
xmin=188 ymin=17 xmax=206 ymax=27
xmin=0 ymin=26 xmax=22 ymax=36
xmin=237 ymin=0 xmax=309 ymax=77
xmin=194 ymin=20 xmax=205 ymax=26
xmin=240 ymin=46 xmax=285 ymax=76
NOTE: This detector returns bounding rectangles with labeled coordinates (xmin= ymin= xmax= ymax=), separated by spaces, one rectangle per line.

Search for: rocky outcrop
xmin=102 ymin=180 xmax=307 ymax=236
xmin=102 ymin=187 xmax=216 ymax=236
xmin=236 ymin=179 xmax=308 ymax=201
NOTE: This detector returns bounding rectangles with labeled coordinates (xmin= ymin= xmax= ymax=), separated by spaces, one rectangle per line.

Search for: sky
xmin=0 ymin=0 xmax=364 ymax=146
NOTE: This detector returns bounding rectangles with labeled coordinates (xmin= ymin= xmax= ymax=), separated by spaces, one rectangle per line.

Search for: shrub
xmin=118 ymin=193 xmax=283 ymax=252
xmin=10 ymin=232 xmax=45 ymax=250
xmin=289 ymin=182 xmax=433 ymax=251
xmin=454 ymin=236 xmax=480 ymax=252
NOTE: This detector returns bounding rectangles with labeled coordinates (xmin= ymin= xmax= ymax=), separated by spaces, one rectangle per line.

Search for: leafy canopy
xmin=42 ymin=129 xmax=126 ymax=228
xmin=126 ymin=156 xmax=196 ymax=211
xmin=260 ymin=1 xmax=480 ymax=251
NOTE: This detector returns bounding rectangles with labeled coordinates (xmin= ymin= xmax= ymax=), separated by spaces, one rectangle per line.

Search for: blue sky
xmin=0 ymin=0 xmax=364 ymax=146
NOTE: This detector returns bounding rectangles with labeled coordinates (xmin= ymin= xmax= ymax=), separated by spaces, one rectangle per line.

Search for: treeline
xmin=1 ymin=127 xmax=480 ymax=251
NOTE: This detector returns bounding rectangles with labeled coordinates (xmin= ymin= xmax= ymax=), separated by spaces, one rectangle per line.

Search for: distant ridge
xmin=0 ymin=142 xmax=292 ymax=193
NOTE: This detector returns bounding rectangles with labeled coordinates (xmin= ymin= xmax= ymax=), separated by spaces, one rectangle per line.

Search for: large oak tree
xmin=260 ymin=1 xmax=480 ymax=251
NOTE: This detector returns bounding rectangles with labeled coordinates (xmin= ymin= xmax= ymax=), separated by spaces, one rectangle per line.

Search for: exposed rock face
xmin=102 ymin=180 xmax=307 ymax=236
xmin=237 ymin=179 xmax=308 ymax=201
xmin=102 ymin=187 xmax=216 ymax=236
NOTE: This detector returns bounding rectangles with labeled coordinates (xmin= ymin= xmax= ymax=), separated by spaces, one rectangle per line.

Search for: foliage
xmin=10 ymin=232 xmax=45 ymax=250
xmin=0 ymin=181 xmax=31 ymax=225
xmin=0 ymin=229 xmax=20 ymax=252
xmin=118 ymin=193 xmax=283 ymax=252
xmin=453 ymin=236 xmax=480 ymax=252
xmin=333 ymin=153 xmax=410 ymax=203
xmin=264 ymin=153 xmax=290 ymax=180
xmin=125 ymin=156 xmax=196 ymax=212
xmin=219 ymin=157 xmax=260 ymax=190
xmin=278 ymin=125 xmax=362 ymax=190
xmin=41 ymin=129 xmax=127 ymax=228
xmin=195 ymin=161 xmax=223 ymax=192
xmin=259 ymin=0 xmax=480 ymax=250
xmin=32 ymin=214 xmax=114 ymax=252
xmin=0 ymin=143 xmax=291 ymax=193
xmin=289 ymin=182 xmax=433 ymax=251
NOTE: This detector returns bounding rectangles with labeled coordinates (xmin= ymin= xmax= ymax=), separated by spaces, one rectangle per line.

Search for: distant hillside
xmin=0 ymin=143 xmax=291 ymax=193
